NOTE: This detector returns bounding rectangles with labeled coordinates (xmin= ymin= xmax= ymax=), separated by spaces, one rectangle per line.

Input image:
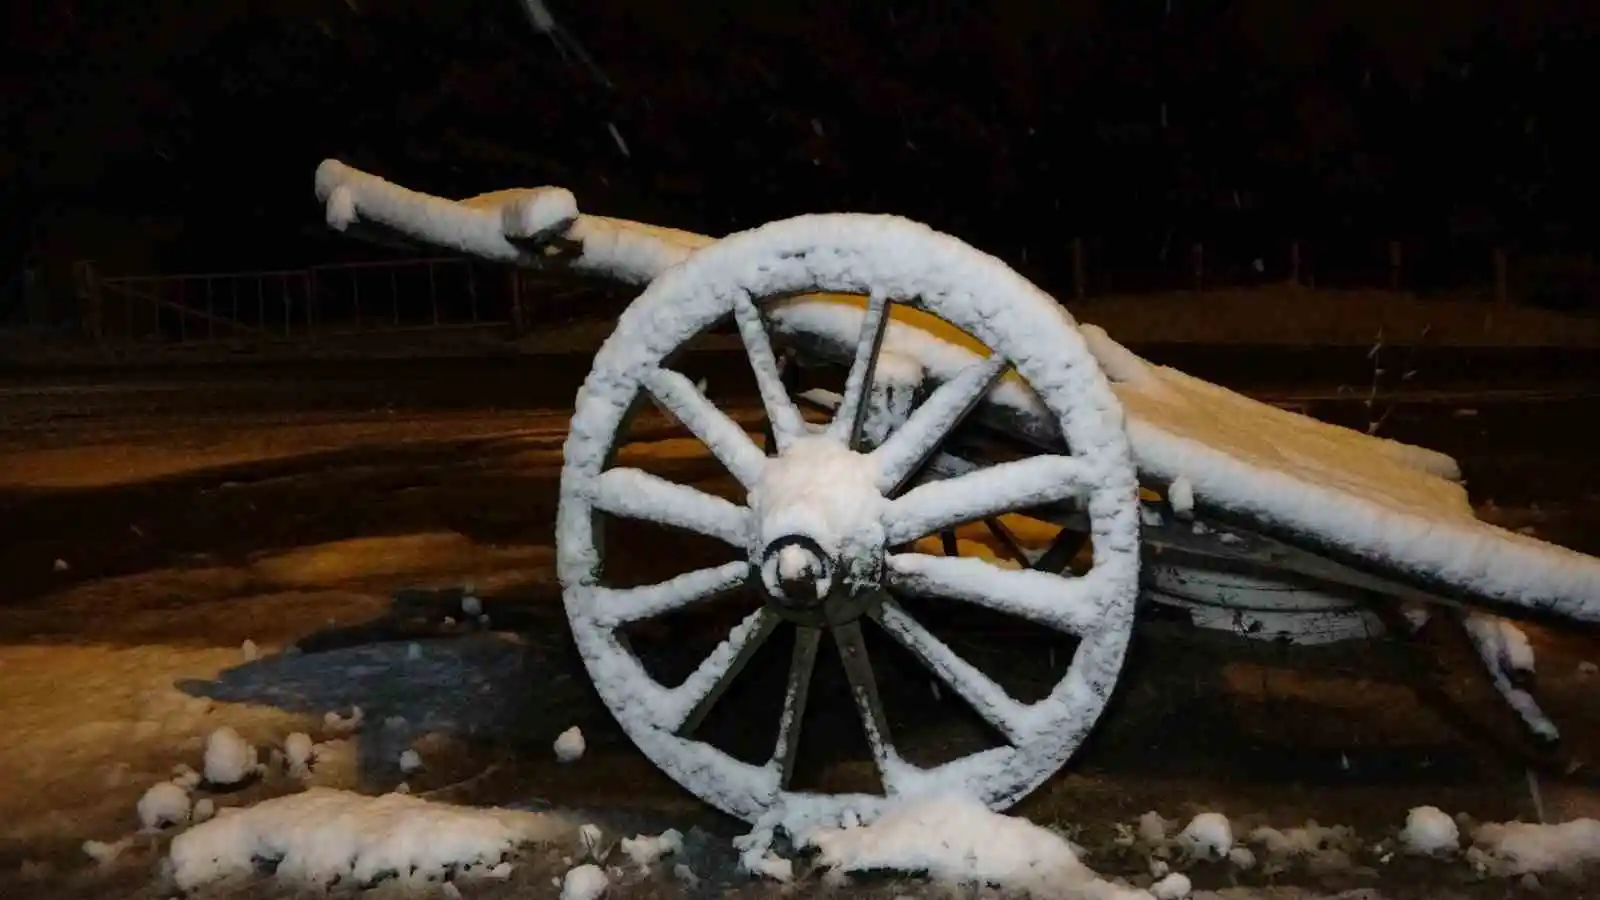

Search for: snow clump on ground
xmin=283 ymin=732 xmax=314 ymax=777
xmin=1150 ymin=871 xmax=1191 ymax=899
xmin=323 ymin=705 xmax=364 ymax=733
xmin=1177 ymin=812 xmax=1233 ymax=860
xmin=167 ymin=787 xmax=571 ymax=891
xmin=1400 ymin=805 xmax=1460 ymax=855
xmin=202 ymin=727 xmax=259 ymax=785
xmin=137 ymin=782 xmax=191 ymax=830
xmin=399 ymin=748 xmax=423 ymax=774
xmin=1466 ymin=817 xmax=1600 ymax=876
xmin=620 ymin=829 xmax=683 ymax=870
xmin=561 ymin=862 xmax=609 ymax=900
xmin=797 ymin=793 xmax=1156 ymax=898
xmin=554 ymin=725 xmax=586 ymax=762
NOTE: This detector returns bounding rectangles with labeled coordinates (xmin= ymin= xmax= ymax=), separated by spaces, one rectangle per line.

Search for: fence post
xmin=389 ymin=267 xmax=400 ymax=327
xmin=1190 ymin=242 xmax=1204 ymax=291
xmin=509 ymin=268 xmax=525 ymax=335
xmin=75 ymin=260 xmax=105 ymax=344
xmin=1492 ymin=247 xmax=1509 ymax=306
xmin=428 ymin=262 xmax=439 ymax=326
xmin=304 ymin=270 xmax=316 ymax=338
xmin=1388 ymin=240 xmax=1402 ymax=290
xmin=1071 ymin=237 xmax=1086 ymax=301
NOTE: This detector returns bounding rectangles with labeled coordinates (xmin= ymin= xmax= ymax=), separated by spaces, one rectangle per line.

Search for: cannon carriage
xmin=314 ymin=160 xmax=1600 ymax=828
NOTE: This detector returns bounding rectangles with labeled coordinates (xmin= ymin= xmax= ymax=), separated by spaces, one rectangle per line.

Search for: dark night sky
xmin=3 ymin=0 xmax=1598 ymax=294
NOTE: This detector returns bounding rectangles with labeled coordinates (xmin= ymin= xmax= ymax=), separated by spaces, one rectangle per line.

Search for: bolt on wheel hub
xmin=762 ymin=535 xmax=831 ymax=607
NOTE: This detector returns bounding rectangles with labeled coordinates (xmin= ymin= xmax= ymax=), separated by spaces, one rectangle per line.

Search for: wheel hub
xmin=750 ymin=436 xmax=887 ymax=624
xmin=762 ymin=535 xmax=831 ymax=608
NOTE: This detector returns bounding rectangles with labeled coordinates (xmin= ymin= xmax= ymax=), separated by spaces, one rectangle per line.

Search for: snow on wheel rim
xmin=558 ymin=213 xmax=1140 ymax=826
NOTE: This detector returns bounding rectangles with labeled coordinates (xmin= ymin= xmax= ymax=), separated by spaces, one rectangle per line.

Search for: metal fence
xmin=76 ymin=257 xmax=529 ymax=345
xmin=64 ymin=236 xmax=1596 ymax=351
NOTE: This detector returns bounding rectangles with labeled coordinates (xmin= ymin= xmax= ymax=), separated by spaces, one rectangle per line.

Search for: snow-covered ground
xmin=3 ymin=395 xmax=1599 ymax=898
xmin=45 ymin=765 xmax=1600 ymax=899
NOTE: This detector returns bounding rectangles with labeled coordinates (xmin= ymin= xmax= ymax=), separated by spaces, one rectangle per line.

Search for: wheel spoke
xmin=796 ymin=387 xmax=841 ymax=415
xmin=731 ymin=292 xmax=807 ymax=453
xmin=884 ymin=455 xmax=1094 ymax=544
xmin=1032 ymin=526 xmax=1091 ymax=574
xmin=593 ymin=467 xmax=750 ymax=547
xmin=872 ymin=353 xmax=1010 ymax=494
xmin=886 ymin=552 xmax=1104 ymax=636
xmin=827 ymin=291 xmax=892 ymax=449
xmin=832 ymin=619 xmax=899 ymax=790
xmin=983 ymin=517 xmax=1030 ymax=565
xmin=871 ymin=600 xmax=1030 ymax=745
xmin=672 ymin=607 xmax=780 ymax=734
xmin=642 ymin=367 xmax=766 ymax=489
xmin=771 ymin=625 xmax=821 ymax=788
xmin=591 ymin=560 xmax=752 ymax=627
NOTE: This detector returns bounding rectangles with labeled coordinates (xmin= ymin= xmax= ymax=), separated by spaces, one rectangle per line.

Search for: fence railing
xmin=74 ymin=257 xmax=539 ymax=345
xmin=1058 ymin=238 xmax=1521 ymax=301
xmin=62 ymin=237 xmax=1598 ymax=350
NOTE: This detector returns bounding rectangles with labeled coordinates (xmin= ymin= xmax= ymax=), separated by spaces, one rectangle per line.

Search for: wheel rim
xmin=558 ymin=214 xmax=1140 ymax=826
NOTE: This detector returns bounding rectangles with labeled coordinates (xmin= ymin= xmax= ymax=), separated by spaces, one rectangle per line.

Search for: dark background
xmin=3 ymin=0 xmax=1598 ymax=304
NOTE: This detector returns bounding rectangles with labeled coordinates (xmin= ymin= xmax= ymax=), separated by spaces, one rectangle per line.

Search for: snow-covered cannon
xmin=314 ymin=160 xmax=1600 ymax=828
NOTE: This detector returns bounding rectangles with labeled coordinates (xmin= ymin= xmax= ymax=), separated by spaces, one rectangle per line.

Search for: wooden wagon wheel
xmin=557 ymin=214 xmax=1141 ymax=825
